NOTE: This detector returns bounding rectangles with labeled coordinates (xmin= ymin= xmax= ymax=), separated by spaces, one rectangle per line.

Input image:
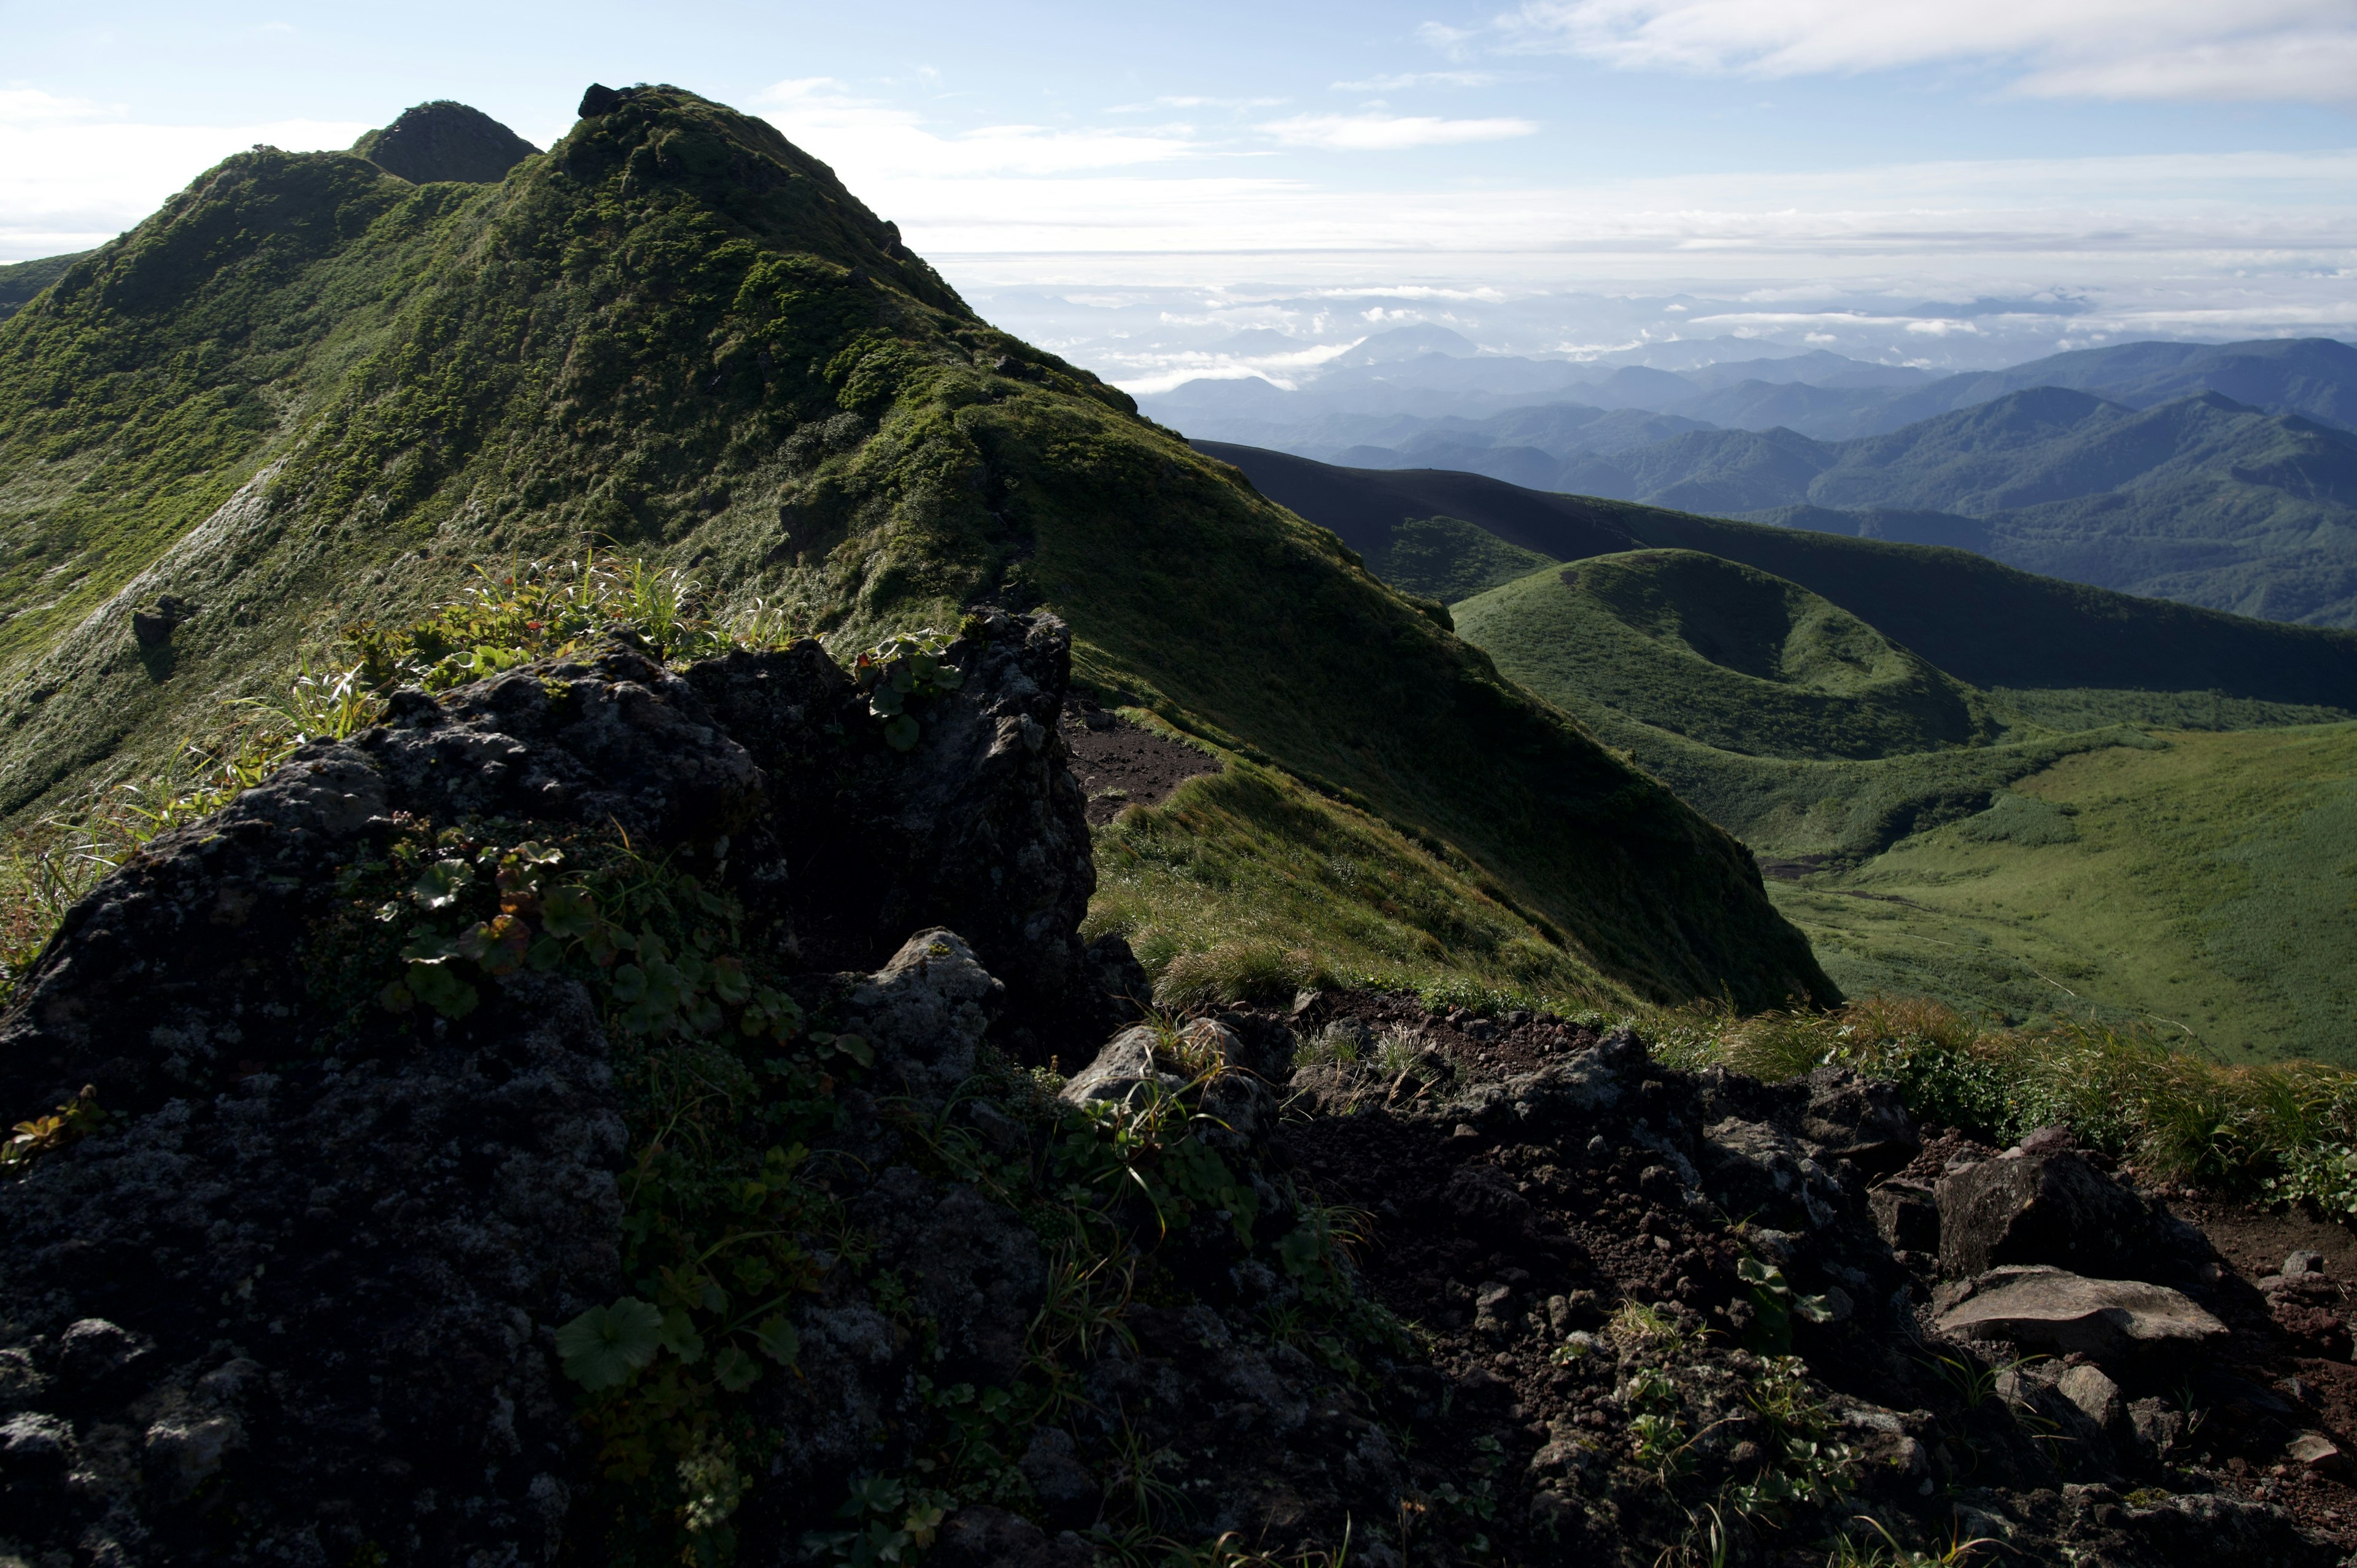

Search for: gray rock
xmin=1933 ymin=1148 xmax=2194 ymax=1281
xmin=1017 ymin=1428 xmax=1098 ymax=1524
xmin=1705 ymin=1116 xmax=1838 ymax=1229
xmin=2288 ymin=1431 xmax=2344 ymax=1475
xmin=1869 ymin=1178 xmax=1940 ymax=1253
xmin=843 ymin=928 xmax=1004 ymax=1094
xmin=1797 ymin=1065 xmax=1918 ymax=1173
xmin=2058 ymin=1363 xmax=2126 ymax=1432
xmin=931 ymin=1504 xmax=1093 ymax=1568
xmin=1935 ymin=1266 xmax=2227 ymax=1361
xmin=1059 ymin=1024 xmax=1180 ymax=1106
xmin=2284 ymin=1249 xmax=2326 ymax=1277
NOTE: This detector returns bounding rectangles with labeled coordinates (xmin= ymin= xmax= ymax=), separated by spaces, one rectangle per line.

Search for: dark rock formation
xmin=1935 ymin=1146 xmax=2208 ymax=1280
xmin=0 ymin=613 xmax=1106 ymax=1564
xmin=350 ymin=101 xmax=538 ymax=184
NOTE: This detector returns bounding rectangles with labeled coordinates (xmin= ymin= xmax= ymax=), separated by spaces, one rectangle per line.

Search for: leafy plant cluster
xmin=0 ymin=1084 xmax=114 ymax=1176
xmin=346 ymin=554 xmax=793 ymax=693
xmin=849 ymin=628 xmax=966 ymax=751
xmin=1592 ymin=1303 xmax=1856 ymax=1558
xmin=311 ymin=809 xmax=865 ymax=1566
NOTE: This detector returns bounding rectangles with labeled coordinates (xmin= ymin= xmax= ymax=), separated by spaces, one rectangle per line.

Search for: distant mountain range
xmin=1147 ymin=329 xmax=2357 ymax=447
xmin=1153 ymin=337 xmax=2357 ymax=628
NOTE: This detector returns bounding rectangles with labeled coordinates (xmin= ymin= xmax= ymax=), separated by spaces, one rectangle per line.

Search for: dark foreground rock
xmin=0 ymin=620 xmax=2343 ymax=1568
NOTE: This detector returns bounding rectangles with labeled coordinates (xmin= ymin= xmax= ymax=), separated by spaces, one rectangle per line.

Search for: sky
xmin=5 ymin=0 xmax=2356 ymax=380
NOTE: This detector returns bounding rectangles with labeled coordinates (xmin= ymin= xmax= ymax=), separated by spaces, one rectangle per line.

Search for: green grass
xmin=1438 ymin=535 xmax=2356 ymax=1061
xmin=1082 ymin=735 xmax=1633 ymax=1014
xmin=1773 ymin=725 xmax=2357 ymax=1059
xmin=0 ymin=83 xmax=1830 ymax=1014
xmin=1646 ymin=994 xmax=2357 ymax=1199
xmin=1455 ymin=550 xmax=1997 ymax=761
xmin=1360 ymin=514 xmax=1554 ymax=603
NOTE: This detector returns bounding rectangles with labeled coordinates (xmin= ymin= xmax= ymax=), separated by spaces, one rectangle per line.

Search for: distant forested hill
xmin=1531 ymin=388 xmax=2357 ymax=626
xmin=0 ymin=254 xmax=88 ymax=324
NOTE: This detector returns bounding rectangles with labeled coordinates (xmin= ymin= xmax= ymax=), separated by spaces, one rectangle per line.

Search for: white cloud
xmin=1329 ymin=71 xmax=1501 ymax=90
xmin=1257 ymin=112 xmax=1539 ymax=150
xmin=0 ymin=89 xmax=369 ymax=259
xmin=758 ymin=77 xmax=1203 ymax=178
xmin=1495 ymin=0 xmax=2357 ymax=101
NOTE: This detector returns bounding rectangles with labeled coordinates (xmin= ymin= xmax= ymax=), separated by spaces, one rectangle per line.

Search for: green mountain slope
xmin=350 ymin=100 xmax=540 ymax=184
xmin=1202 ymin=442 xmax=2357 ymax=713
xmin=0 ymin=85 xmax=1828 ymax=1012
xmin=0 ymin=253 xmax=87 ymax=325
xmin=1207 ymin=443 xmax=2357 ymax=1051
xmin=1546 ymin=387 xmax=2357 ymax=625
xmin=1455 ymin=551 xmax=1998 ymax=760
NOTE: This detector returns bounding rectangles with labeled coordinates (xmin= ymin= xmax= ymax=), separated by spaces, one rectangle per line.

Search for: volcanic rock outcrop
xmin=0 ymin=616 xmax=2339 ymax=1567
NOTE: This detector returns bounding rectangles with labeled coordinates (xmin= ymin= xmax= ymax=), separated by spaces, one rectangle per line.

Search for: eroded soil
xmin=1061 ymin=697 xmax=1221 ymax=824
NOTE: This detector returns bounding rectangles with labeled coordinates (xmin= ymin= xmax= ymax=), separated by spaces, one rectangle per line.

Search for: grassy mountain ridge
xmin=1206 ymin=442 xmax=2357 ymax=1048
xmin=1201 ymin=441 xmax=2357 ymax=709
xmin=0 ymin=85 xmax=1828 ymax=1011
xmin=1456 ymin=551 xmax=1998 ymax=761
xmin=350 ymin=100 xmax=541 ymax=185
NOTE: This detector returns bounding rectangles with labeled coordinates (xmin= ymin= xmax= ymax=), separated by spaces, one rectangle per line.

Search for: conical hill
xmin=0 ymin=83 xmax=1828 ymax=1010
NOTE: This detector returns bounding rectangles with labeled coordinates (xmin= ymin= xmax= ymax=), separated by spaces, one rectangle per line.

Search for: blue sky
xmin=6 ymin=1 xmax=2356 ymax=373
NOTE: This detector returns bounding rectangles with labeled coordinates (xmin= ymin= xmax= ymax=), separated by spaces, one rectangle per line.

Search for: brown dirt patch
xmin=1061 ymin=695 xmax=1222 ymax=824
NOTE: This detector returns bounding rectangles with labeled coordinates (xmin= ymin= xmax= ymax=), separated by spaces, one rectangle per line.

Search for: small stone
xmin=2284 ymin=1249 xmax=2326 ymax=1277
xmin=2288 ymin=1432 xmax=2343 ymax=1475
xmin=2059 ymin=1364 xmax=2126 ymax=1431
xmin=1452 ymin=1123 xmax=1482 ymax=1141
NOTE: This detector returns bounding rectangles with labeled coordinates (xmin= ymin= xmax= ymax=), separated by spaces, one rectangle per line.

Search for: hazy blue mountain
xmin=1762 ymin=337 xmax=2357 ymax=440
xmin=1328 ymin=322 xmax=1483 ymax=364
xmin=1549 ymin=388 xmax=2357 ymax=625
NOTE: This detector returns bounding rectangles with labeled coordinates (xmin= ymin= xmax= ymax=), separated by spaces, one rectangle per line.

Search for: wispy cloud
xmin=1257 ymin=112 xmax=1539 ymax=150
xmin=759 ymin=77 xmax=1204 ymax=177
xmin=1329 ymin=71 xmax=1500 ymax=90
xmin=1110 ymin=95 xmax=1289 ymax=112
xmin=1490 ymin=0 xmax=2357 ymax=101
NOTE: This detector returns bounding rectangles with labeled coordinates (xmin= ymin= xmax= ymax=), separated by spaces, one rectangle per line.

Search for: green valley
xmin=1212 ymin=444 xmax=2357 ymax=1060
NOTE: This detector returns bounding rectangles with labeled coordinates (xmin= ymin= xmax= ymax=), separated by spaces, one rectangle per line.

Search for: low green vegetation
xmin=1454 ymin=552 xmax=1995 ymax=760
xmin=1775 ymin=725 xmax=2357 ymax=1061
xmin=1435 ymin=543 xmax=2357 ymax=1059
xmin=1652 ymin=994 xmax=2357 ymax=1206
xmin=1084 ymin=741 xmax=1633 ymax=1016
xmin=1359 ymin=514 xmax=1552 ymax=602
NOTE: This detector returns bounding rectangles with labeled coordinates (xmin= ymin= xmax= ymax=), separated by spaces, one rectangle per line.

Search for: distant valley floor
xmin=1771 ymin=725 xmax=2357 ymax=1061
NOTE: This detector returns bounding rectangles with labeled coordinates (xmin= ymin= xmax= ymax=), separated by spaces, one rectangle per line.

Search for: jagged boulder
xmin=1934 ymin=1147 xmax=2204 ymax=1281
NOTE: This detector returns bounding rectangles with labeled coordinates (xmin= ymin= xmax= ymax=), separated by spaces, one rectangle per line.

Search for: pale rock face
xmin=1933 ymin=1265 xmax=2227 ymax=1362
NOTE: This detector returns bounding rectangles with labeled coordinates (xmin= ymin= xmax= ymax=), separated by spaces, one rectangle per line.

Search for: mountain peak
xmin=350 ymin=101 xmax=538 ymax=184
